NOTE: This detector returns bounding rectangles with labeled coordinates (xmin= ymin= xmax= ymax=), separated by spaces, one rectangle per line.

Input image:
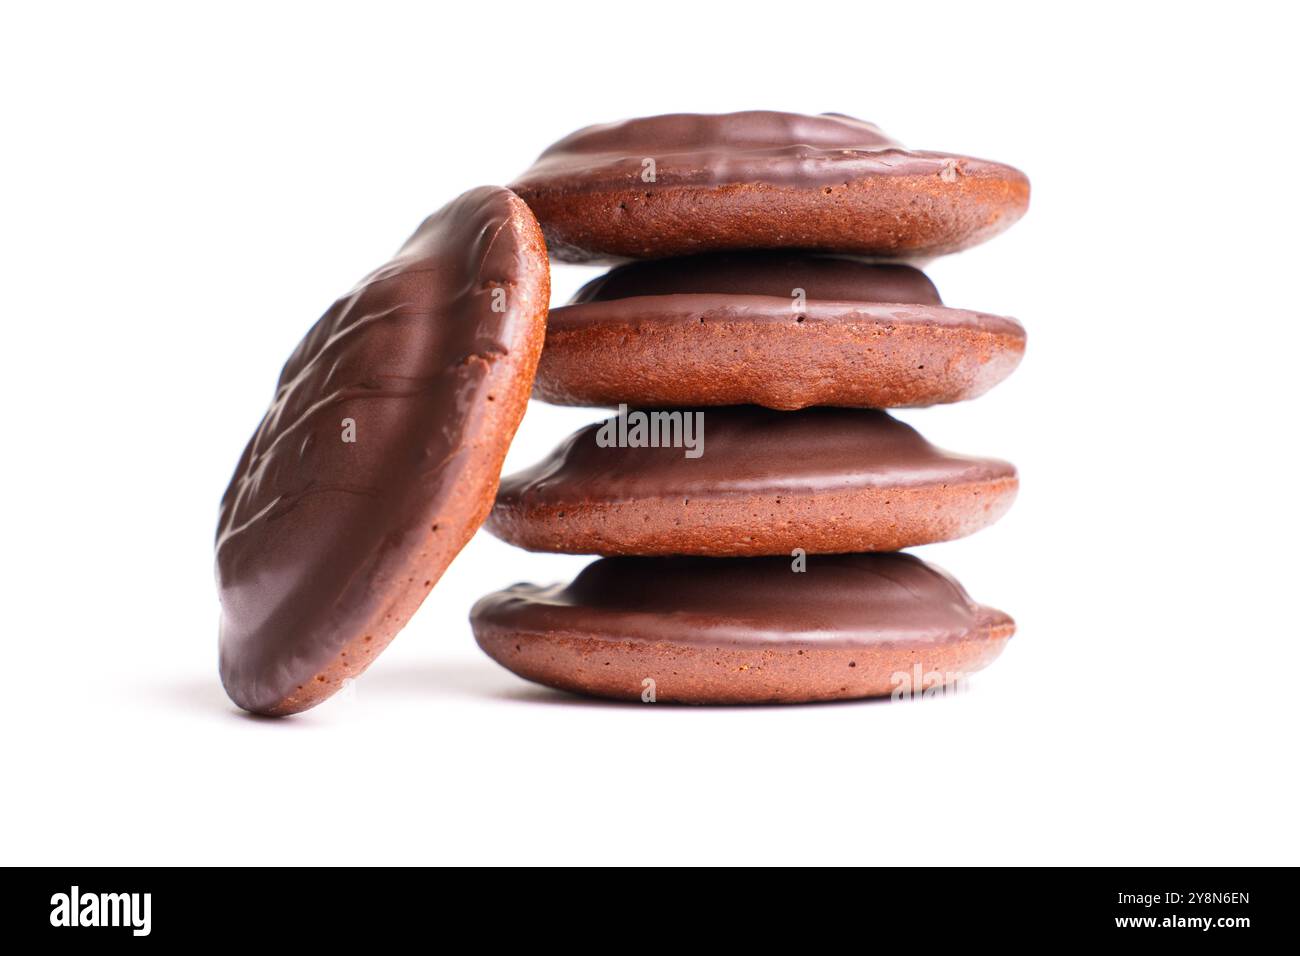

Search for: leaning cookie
xmin=472 ymin=553 xmax=1014 ymax=704
xmin=511 ymin=111 xmax=1029 ymax=263
xmin=536 ymin=253 xmax=1025 ymax=410
xmin=487 ymin=406 xmax=1016 ymax=556
xmin=216 ymin=187 xmax=549 ymax=716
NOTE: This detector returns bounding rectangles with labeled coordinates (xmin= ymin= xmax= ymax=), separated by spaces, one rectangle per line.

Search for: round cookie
xmin=216 ymin=187 xmax=549 ymax=716
xmin=472 ymin=553 xmax=1014 ymax=704
xmin=536 ymin=253 xmax=1025 ymax=410
xmin=488 ymin=406 xmax=1016 ymax=556
xmin=510 ymin=111 xmax=1030 ymax=263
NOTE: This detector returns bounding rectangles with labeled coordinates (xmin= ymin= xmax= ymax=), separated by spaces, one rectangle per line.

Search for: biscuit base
xmin=536 ymin=298 xmax=1025 ymax=410
xmin=487 ymin=477 xmax=1018 ymax=557
xmin=518 ymin=171 xmax=1029 ymax=264
xmin=474 ymin=608 xmax=1014 ymax=705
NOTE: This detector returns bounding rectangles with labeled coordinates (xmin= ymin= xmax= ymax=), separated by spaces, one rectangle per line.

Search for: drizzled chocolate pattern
xmin=217 ymin=187 xmax=548 ymax=715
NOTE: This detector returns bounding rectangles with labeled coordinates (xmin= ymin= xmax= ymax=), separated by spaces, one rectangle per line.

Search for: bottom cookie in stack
xmin=470 ymin=553 xmax=1013 ymax=705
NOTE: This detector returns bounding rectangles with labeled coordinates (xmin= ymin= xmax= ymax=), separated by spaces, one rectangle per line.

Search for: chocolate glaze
xmin=569 ymin=253 xmax=942 ymax=306
xmin=495 ymin=406 xmax=1014 ymax=505
xmin=217 ymin=186 xmax=547 ymax=715
xmin=512 ymin=111 xmax=1017 ymax=190
xmin=472 ymin=552 xmax=997 ymax=648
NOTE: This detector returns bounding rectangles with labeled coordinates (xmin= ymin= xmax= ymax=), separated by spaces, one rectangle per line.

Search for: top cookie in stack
xmin=510 ymin=111 xmax=1028 ymax=263
xmin=472 ymin=112 xmax=1029 ymax=705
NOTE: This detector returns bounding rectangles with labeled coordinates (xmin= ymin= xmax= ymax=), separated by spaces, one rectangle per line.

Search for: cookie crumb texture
xmin=538 ymin=302 xmax=1024 ymax=410
xmin=477 ymin=626 xmax=1012 ymax=704
xmin=536 ymin=252 xmax=1025 ymax=409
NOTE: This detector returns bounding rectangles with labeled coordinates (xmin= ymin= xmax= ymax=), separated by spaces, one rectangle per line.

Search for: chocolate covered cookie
xmin=535 ymin=253 xmax=1025 ymax=410
xmin=511 ymin=111 xmax=1029 ymax=263
xmin=217 ymin=187 xmax=549 ymax=716
xmin=488 ymin=406 xmax=1016 ymax=556
xmin=472 ymin=553 xmax=1014 ymax=704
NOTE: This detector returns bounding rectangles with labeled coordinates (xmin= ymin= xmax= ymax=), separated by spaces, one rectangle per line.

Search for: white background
xmin=3 ymin=2 xmax=1296 ymax=866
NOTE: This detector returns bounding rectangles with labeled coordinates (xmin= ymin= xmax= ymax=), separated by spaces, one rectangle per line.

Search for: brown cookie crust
xmin=521 ymin=173 xmax=1029 ymax=263
xmin=476 ymin=613 xmax=1013 ymax=704
xmin=488 ymin=478 xmax=1018 ymax=557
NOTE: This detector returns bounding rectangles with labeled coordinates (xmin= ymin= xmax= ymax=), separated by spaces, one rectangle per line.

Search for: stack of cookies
xmin=472 ymin=111 xmax=1030 ymax=704
xmin=214 ymin=110 xmax=1027 ymax=717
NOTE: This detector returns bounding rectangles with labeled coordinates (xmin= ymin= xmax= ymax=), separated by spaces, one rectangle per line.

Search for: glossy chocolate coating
xmin=488 ymin=406 xmax=1017 ymax=555
xmin=569 ymin=253 xmax=942 ymax=306
xmin=497 ymin=406 xmax=1012 ymax=502
xmin=514 ymin=111 xmax=966 ymax=189
xmin=510 ymin=111 xmax=1030 ymax=263
xmin=217 ymin=186 xmax=548 ymax=716
xmin=472 ymin=552 xmax=1015 ymax=703
xmin=476 ymin=552 xmax=985 ymax=645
